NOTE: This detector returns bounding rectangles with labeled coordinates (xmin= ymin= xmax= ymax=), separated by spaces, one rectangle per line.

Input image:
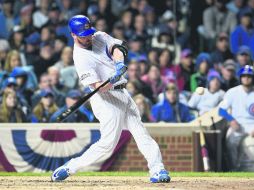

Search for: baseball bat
xmin=56 ymin=79 xmax=110 ymax=122
xmin=200 ymin=130 xmax=210 ymax=171
xmin=198 ymin=120 xmax=210 ymax=172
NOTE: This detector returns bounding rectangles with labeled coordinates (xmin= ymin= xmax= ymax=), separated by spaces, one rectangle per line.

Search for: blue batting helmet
xmin=68 ymin=15 xmax=96 ymax=37
xmin=239 ymin=65 xmax=254 ymax=77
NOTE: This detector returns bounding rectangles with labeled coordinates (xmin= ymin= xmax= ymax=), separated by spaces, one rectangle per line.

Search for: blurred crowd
xmin=0 ymin=0 xmax=254 ymax=123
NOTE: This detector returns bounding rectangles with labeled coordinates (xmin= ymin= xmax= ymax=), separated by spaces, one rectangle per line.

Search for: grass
xmin=0 ymin=171 xmax=253 ymax=177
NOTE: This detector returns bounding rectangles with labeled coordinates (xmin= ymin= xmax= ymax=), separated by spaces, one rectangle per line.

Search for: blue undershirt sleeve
xmin=218 ymin=108 xmax=234 ymax=122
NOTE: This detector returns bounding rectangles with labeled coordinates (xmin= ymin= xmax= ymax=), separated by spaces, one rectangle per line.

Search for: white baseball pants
xmin=66 ymin=89 xmax=165 ymax=176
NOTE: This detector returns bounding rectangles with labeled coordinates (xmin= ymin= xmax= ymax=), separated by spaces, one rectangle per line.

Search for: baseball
xmin=195 ymin=87 xmax=205 ymax=95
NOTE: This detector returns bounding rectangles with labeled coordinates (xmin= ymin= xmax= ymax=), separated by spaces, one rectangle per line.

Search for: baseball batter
xmin=51 ymin=15 xmax=170 ymax=183
xmin=219 ymin=65 xmax=254 ymax=170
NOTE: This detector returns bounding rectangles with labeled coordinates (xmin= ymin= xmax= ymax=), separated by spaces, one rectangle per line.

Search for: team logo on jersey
xmin=84 ymin=23 xmax=91 ymax=30
xmin=80 ymin=73 xmax=91 ymax=81
xmin=248 ymin=103 xmax=254 ymax=117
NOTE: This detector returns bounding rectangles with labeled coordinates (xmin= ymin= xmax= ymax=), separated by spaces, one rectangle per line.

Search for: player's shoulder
xmin=93 ymin=31 xmax=109 ymax=39
xmin=225 ymin=85 xmax=242 ymax=95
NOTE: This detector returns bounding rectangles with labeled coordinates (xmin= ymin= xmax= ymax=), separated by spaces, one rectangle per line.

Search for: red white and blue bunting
xmin=0 ymin=125 xmax=131 ymax=172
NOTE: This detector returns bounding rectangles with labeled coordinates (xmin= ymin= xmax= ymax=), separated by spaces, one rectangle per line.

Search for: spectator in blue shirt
xmin=151 ymin=83 xmax=192 ymax=123
xmin=235 ymin=45 xmax=252 ymax=72
xmin=230 ymin=9 xmax=254 ymax=54
xmin=50 ymin=89 xmax=94 ymax=123
xmin=0 ymin=0 xmax=20 ymax=39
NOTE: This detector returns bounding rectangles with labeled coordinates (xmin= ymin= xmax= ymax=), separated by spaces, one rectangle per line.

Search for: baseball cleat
xmin=51 ymin=165 xmax=70 ymax=182
xmin=150 ymin=169 xmax=171 ymax=183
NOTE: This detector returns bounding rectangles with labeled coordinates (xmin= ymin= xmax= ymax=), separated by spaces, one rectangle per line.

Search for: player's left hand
xmin=109 ymin=62 xmax=127 ymax=84
xmin=115 ymin=61 xmax=127 ymax=75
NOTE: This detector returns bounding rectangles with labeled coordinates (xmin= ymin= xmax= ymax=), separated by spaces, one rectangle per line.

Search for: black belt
xmin=113 ymin=83 xmax=126 ymax=90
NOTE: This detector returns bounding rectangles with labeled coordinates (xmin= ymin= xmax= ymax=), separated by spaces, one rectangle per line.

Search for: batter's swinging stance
xmin=51 ymin=15 xmax=170 ymax=183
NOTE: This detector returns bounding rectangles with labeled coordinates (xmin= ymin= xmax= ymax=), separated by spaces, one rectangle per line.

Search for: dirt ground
xmin=0 ymin=176 xmax=254 ymax=190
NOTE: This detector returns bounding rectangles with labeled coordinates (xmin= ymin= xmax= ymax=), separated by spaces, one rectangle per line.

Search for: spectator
xmin=111 ymin=0 xmax=130 ymax=17
xmin=218 ymin=65 xmax=254 ymax=171
xmin=190 ymin=53 xmax=211 ymax=92
xmin=19 ymin=4 xmax=35 ymax=36
xmin=40 ymin=25 xmax=55 ymax=44
xmin=48 ymin=2 xmax=61 ymax=27
xmin=13 ymin=0 xmax=32 ymax=17
xmin=126 ymin=80 xmax=141 ymax=97
xmin=133 ymin=93 xmax=152 ymax=122
xmin=0 ymin=77 xmax=17 ymax=102
xmin=238 ymin=0 xmax=254 ymax=26
xmin=202 ymin=0 xmax=237 ymax=42
xmin=158 ymin=49 xmax=175 ymax=83
xmin=24 ymin=32 xmax=41 ymax=66
xmin=120 ymin=10 xmax=134 ymax=39
xmin=0 ymin=39 xmax=10 ymax=69
xmin=230 ymin=9 xmax=254 ymax=55
xmin=50 ymin=89 xmax=94 ymax=122
xmin=147 ymin=48 xmax=159 ymax=65
xmin=32 ymin=0 xmax=50 ymax=28
xmin=4 ymin=50 xmax=21 ymax=73
xmin=97 ymin=0 xmax=115 ymax=29
xmin=151 ymin=31 xmax=181 ymax=63
xmin=33 ymin=42 xmax=57 ymax=80
xmin=87 ymin=4 xmax=100 ymax=24
xmin=188 ymin=70 xmax=225 ymax=115
xmin=58 ymin=0 xmax=79 ymax=21
xmin=128 ymin=35 xmax=146 ymax=62
xmin=151 ymin=83 xmax=192 ymax=122
xmin=53 ymin=35 xmax=68 ymax=61
xmin=8 ymin=25 xmax=25 ymax=52
xmin=0 ymin=89 xmax=27 ymax=122
xmin=226 ymin=0 xmax=244 ymax=14
xmin=10 ymin=67 xmax=34 ymax=105
xmin=47 ymin=66 xmax=69 ymax=94
xmin=127 ymin=61 xmax=154 ymax=102
xmin=31 ymin=73 xmax=51 ymax=107
xmin=210 ymin=32 xmax=233 ymax=67
xmin=220 ymin=59 xmax=239 ymax=91
xmin=31 ymin=89 xmax=58 ymax=122
xmin=158 ymin=10 xmax=184 ymax=57
xmin=133 ymin=14 xmax=148 ymax=41
xmin=0 ymin=76 xmax=30 ymax=115
xmin=95 ymin=17 xmax=108 ymax=33
xmin=175 ymin=49 xmax=194 ymax=92
xmin=111 ymin=21 xmax=125 ymax=41
xmin=77 ymin=0 xmax=88 ymax=16
xmin=141 ymin=64 xmax=167 ymax=102
xmin=0 ymin=0 xmax=19 ymax=39
xmin=144 ymin=6 xmax=160 ymax=38
xmin=235 ymin=45 xmax=252 ymax=72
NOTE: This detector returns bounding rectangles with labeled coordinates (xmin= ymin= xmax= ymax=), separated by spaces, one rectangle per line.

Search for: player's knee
xmin=96 ymin=140 xmax=116 ymax=152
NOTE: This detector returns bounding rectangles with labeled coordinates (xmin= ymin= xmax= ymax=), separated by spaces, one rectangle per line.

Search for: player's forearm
xmin=218 ymin=108 xmax=234 ymax=122
xmin=112 ymin=48 xmax=124 ymax=62
xmin=91 ymin=82 xmax=112 ymax=92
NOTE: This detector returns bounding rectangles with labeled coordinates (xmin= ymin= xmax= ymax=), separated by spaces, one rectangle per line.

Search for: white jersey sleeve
xmin=218 ymin=88 xmax=233 ymax=110
xmin=73 ymin=45 xmax=100 ymax=87
xmin=94 ymin=31 xmax=122 ymax=49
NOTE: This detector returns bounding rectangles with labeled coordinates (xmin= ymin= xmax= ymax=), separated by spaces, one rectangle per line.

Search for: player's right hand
xmin=230 ymin=120 xmax=241 ymax=131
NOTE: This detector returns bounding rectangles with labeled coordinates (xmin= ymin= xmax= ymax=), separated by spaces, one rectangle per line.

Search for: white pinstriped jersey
xmin=73 ymin=31 xmax=127 ymax=88
xmin=66 ymin=32 xmax=165 ymax=177
xmin=219 ymin=85 xmax=254 ymax=133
